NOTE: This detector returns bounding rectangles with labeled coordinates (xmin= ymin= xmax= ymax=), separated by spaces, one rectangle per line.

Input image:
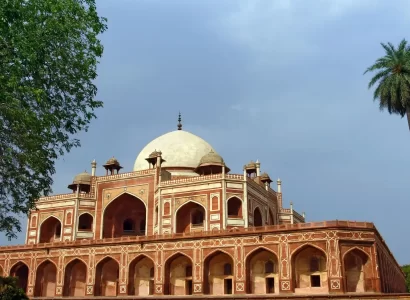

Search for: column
xmin=278 ymin=238 xmax=292 ymax=293
xmin=326 ymin=234 xmax=343 ymax=293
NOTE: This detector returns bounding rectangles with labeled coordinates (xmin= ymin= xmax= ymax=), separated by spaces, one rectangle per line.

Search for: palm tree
xmin=364 ymin=39 xmax=410 ymax=131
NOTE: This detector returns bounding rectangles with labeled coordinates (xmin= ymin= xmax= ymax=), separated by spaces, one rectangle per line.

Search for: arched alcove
xmin=63 ymin=259 xmax=87 ymax=296
xmin=175 ymin=202 xmax=205 ymax=233
xmin=94 ymin=257 xmax=119 ymax=296
xmin=128 ymin=255 xmax=155 ymax=295
xmin=39 ymin=217 xmax=62 ymax=243
xmin=292 ymin=245 xmax=328 ymax=294
xmin=164 ymin=253 xmax=193 ymax=295
xmin=203 ymin=251 xmax=234 ymax=295
xmin=10 ymin=262 xmax=29 ymax=293
xmin=245 ymin=248 xmax=279 ymax=294
xmin=78 ymin=213 xmax=93 ymax=231
xmin=253 ymin=208 xmax=263 ymax=227
xmin=103 ymin=193 xmax=146 ymax=238
xmin=344 ymin=249 xmax=373 ymax=292
xmin=34 ymin=260 xmax=57 ymax=297
xmin=227 ymin=197 xmax=242 ymax=218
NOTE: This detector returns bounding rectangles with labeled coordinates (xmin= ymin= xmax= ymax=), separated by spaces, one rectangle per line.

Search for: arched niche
xmin=128 ymin=255 xmax=155 ymax=296
xmin=292 ymin=245 xmax=328 ymax=294
xmin=39 ymin=217 xmax=62 ymax=243
xmin=63 ymin=259 xmax=87 ymax=296
xmin=203 ymin=251 xmax=234 ymax=295
xmin=253 ymin=207 xmax=263 ymax=227
xmin=10 ymin=262 xmax=29 ymax=293
xmin=344 ymin=249 xmax=373 ymax=292
xmin=34 ymin=260 xmax=57 ymax=297
xmin=164 ymin=253 xmax=193 ymax=295
xmin=102 ymin=193 xmax=146 ymax=238
xmin=245 ymin=248 xmax=279 ymax=294
xmin=175 ymin=202 xmax=205 ymax=233
xmin=78 ymin=213 xmax=93 ymax=231
xmin=227 ymin=197 xmax=242 ymax=218
xmin=94 ymin=257 xmax=119 ymax=296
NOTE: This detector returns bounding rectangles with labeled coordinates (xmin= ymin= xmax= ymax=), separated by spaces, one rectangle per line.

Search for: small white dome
xmin=133 ymin=130 xmax=215 ymax=171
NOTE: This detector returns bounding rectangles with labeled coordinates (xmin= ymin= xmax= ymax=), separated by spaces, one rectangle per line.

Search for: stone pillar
xmin=192 ymin=246 xmax=203 ymax=295
xmin=278 ymin=238 xmax=292 ymax=293
xmin=86 ymin=254 xmax=95 ymax=296
xmin=234 ymin=244 xmax=246 ymax=294
xmin=154 ymin=250 xmax=164 ymax=295
xmin=326 ymin=234 xmax=344 ymax=293
xmin=55 ymin=254 xmax=64 ymax=296
xmin=27 ymin=257 xmax=35 ymax=297
xmin=119 ymin=251 xmax=128 ymax=295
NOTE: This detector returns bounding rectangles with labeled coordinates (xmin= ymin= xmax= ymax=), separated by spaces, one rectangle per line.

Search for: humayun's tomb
xmin=0 ymin=118 xmax=408 ymax=299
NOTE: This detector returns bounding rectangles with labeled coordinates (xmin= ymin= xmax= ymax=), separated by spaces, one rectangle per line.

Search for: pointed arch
xmin=253 ymin=207 xmax=263 ymax=227
xmin=39 ymin=216 xmax=62 ymax=243
xmin=78 ymin=213 xmax=93 ymax=231
xmin=291 ymin=244 xmax=328 ymax=293
xmin=227 ymin=197 xmax=243 ymax=218
xmin=245 ymin=247 xmax=279 ymax=294
xmin=164 ymin=252 xmax=193 ymax=295
xmin=94 ymin=256 xmax=119 ymax=296
xmin=128 ymin=254 xmax=155 ymax=295
xmin=63 ymin=259 xmax=87 ymax=296
xmin=102 ymin=193 xmax=147 ymax=238
xmin=174 ymin=200 xmax=207 ymax=234
xmin=343 ymin=248 xmax=373 ymax=292
xmin=203 ymin=250 xmax=234 ymax=295
xmin=34 ymin=260 xmax=57 ymax=297
xmin=10 ymin=262 xmax=29 ymax=293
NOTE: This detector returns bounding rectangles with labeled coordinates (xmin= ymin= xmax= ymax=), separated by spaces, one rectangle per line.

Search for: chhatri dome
xmin=133 ymin=114 xmax=218 ymax=175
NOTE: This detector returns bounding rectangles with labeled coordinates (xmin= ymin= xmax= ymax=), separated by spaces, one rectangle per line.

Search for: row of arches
xmin=8 ymin=246 xmax=373 ymax=297
xmin=37 ymin=194 xmax=276 ymax=243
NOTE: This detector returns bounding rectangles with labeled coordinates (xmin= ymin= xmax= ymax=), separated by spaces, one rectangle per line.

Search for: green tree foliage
xmin=0 ymin=276 xmax=28 ymax=300
xmin=402 ymin=264 xmax=410 ymax=292
xmin=0 ymin=0 xmax=107 ymax=239
xmin=364 ymin=39 xmax=410 ymax=131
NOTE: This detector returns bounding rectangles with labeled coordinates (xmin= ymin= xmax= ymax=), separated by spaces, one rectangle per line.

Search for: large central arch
xmin=102 ymin=193 xmax=146 ymax=238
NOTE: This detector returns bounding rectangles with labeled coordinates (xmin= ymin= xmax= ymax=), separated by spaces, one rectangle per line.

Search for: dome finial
xmin=177 ymin=112 xmax=182 ymax=130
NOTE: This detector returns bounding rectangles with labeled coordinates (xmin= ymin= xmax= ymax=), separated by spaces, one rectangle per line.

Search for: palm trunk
xmin=407 ymin=106 xmax=410 ymax=131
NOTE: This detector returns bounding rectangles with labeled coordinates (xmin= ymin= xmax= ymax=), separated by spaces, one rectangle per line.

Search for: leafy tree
xmin=364 ymin=39 xmax=410 ymax=130
xmin=402 ymin=264 xmax=410 ymax=292
xmin=0 ymin=0 xmax=107 ymax=239
xmin=0 ymin=276 xmax=28 ymax=300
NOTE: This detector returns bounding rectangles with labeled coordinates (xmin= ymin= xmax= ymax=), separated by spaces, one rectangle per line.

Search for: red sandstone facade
xmin=0 ymin=128 xmax=406 ymax=299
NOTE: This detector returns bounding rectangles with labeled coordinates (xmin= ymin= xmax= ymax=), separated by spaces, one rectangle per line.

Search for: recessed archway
xmin=39 ymin=217 xmax=62 ymax=243
xmin=175 ymin=202 xmax=205 ymax=233
xmin=292 ymin=245 xmax=328 ymax=293
xmin=203 ymin=251 xmax=234 ymax=295
xmin=245 ymin=248 xmax=279 ymax=294
xmin=10 ymin=262 xmax=29 ymax=293
xmin=253 ymin=207 xmax=263 ymax=227
xmin=94 ymin=257 xmax=119 ymax=296
xmin=227 ymin=197 xmax=242 ymax=218
xmin=128 ymin=255 xmax=155 ymax=296
xmin=102 ymin=193 xmax=146 ymax=238
xmin=344 ymin=249 xmax=373 ymax=293
xmin=63 ymin=259 xmax=87 ymax=296
xmin=268 ymin=209 xmax=275 ymax=225
xmin=78 ymin=213 xmax=93 ymax=231
xmin=164 ymin=253 xmax=193 ymax=295
xmin=34 ymin=260 xmax=57 ymax=297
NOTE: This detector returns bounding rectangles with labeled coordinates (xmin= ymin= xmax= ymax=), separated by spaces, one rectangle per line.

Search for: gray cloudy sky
xmin=2 ymin=0 xmax=410 ymax=265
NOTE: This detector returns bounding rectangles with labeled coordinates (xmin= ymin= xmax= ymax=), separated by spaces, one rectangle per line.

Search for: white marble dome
xmin=133 ymin=130 xmax=216 ymax=171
